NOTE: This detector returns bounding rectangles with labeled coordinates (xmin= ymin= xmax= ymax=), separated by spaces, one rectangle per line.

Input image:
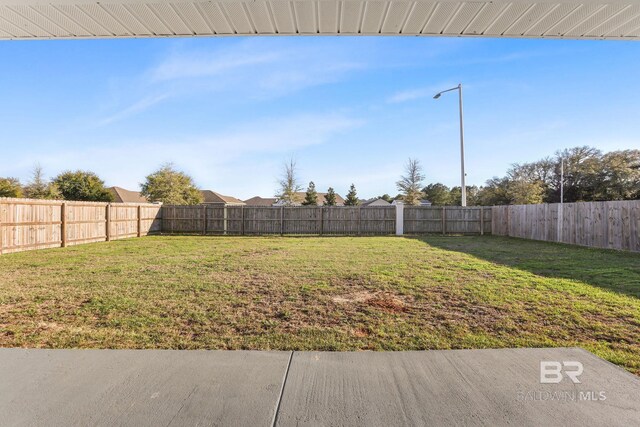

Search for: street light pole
xmin=434 ymin=84 xmax=466 ymax=207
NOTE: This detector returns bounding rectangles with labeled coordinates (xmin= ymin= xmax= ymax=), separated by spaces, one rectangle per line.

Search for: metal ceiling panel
xmin=318 ymin=1 xmax=339 ymax=33
xmin=11 ymin=5 xmax=72 ymax=36
xmin=484 ymin=3 xmax=532 ymax=35
xmin=543 ymin=4 xmax=602 ymax=36
xmin=603 ymin=10 xmax=640 ymax=36
xmin=340 ymin=1 xmax=363 ymax=34
xmin=361 ymin=1 xmax=388 ymax=33
xmin=503 ymin=3 xmax=557 ymax=35
xmin=463 ymin=2 xmax=508 ymax=35
xmin=565 ymin=3 xmax=627 ymax=35
xmin=173 ymin=2 xmax=212 ymax=34
xmin=401 ymin=2 xmax=437 ymax=34
xmin=245 ymin=1 xmax=275 ymax=34
xmin=583 ymin=4 xmax=640 ymax=36
xmin=524 ymin=3 xmax=577 ymax=36
xmin=101 ymin=4 xmax=152 ymax=35
xmin=221 ymin=2 xmax=254 ymax=33
xmin=381 ymin=1 xmax=411 ymax=33
xmin=444 ymin=2 xmax=484 ymax=34
xmin=0 ymin=1 xmax=638 ymax=40
xmin=78 ymin=4 xmax=131 ymax=35
xmin=423 ymin=2 xmax=460 ymax=34
xmin=293 ymin=1 xmax=316 ymax=33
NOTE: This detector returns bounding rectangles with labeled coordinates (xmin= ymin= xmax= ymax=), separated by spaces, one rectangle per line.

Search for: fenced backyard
xmin=1 ymin=198 xmax=638 ymax=254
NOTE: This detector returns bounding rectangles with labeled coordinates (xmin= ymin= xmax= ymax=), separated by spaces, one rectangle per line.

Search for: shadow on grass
xmin=410 ymin=235 xmax=640 ymax=299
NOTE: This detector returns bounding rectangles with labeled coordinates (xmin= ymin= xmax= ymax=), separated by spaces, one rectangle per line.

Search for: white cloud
xmin=96 ymin=39 xmax=369 ymax=126
xmin=97 ymin=93 xmax=171 ymax=126
xmin=9 ymin=112 xmax=363 ymax=198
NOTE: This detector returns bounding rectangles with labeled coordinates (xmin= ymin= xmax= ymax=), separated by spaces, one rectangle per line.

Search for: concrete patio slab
xmin=276 ymin=348 xmax=640 ymax=426
xmin=0 ymin=349 xmax=291 ymax=427
xmin=0 ymin=348 xmax=638 ymax=426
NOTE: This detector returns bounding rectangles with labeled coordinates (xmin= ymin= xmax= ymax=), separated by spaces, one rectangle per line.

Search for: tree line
xmin=2 ymin=146 xmax=637 ymax=206
xmin=0 ymin=163 xmax=204 ymax=205
xmin=276 ymin=159 xmax=360 ymax=206
xmin=420 ymin=146 xmax=639 ymax=206
xmin=390 ymin=146 xmax=639 ymax=206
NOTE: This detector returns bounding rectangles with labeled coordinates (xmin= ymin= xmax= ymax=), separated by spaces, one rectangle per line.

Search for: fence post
xmin=442 ymin=206 xmax=446 ymax=236
xmin=241 ymin=205 xmax=245 ymax=236
xmin=105 ymin=204 xmax=111 ymax=242
xmin=202 ymin=205 xmax=207 ymax=236
xmin=223 ymin=206 xmax=228 ymax=235
xmin=280 ymin=206 xmax=284 ymax=235
xmin=480 ymin=207 xmax=484 ymax=236
xmin=0 ymin=200 xmax=4 ymax=255
xmin=319 ymin=206 xmax=324 ymax=235
xmin=61 ymin=202 xmax=68 ymax=247
xmin=557 ymin=203 xmax=563 ymax=243
xmin=395 ymin=202 xmax=404 ymax=235
xmin=137 ymin=205 xmax=142 ymax=238
xmin=357 ymin=206 xmax=361 ymax=235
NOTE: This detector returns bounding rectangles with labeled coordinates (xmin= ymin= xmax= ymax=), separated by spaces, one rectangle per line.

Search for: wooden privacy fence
xmin=492 ymin=200 xmax=640 ymax=252
xmin=161 ymin=205 xmax=490 ymax=236
xmin=404 ymin=206 xmax=491 ymax=235
xmin=0 ymin=198 xmax=162 ymax=254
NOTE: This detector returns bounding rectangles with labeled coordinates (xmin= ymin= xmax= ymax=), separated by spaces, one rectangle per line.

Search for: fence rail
xmin=0 ymin=198 xmax=162 ymax=254
xmin=492 ymin=200 xmax=640 ymax=252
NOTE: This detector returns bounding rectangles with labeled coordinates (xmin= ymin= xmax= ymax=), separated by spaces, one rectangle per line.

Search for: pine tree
xmin=324 ymin=187 xmax=337 ymax=206
xmin=344 ymin=184 xmax=359 ymax=206
xmin=302 ymin=181 xmax=318 ymax=206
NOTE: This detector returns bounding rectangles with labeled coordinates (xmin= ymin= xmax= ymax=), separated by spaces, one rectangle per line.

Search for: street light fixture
xmin=434 ymin=83 xmax=467 ymax=207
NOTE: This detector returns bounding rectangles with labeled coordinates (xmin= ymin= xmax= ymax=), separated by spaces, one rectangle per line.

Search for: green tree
xmin=302 ymin=181 xmax=318 ymax=206
xmin=141 ymin=163 xmax=202 ymax=205
xmin=324 ymin=187 xmax=337 ymax=206
xmin=508 ymin=180 xmax=545 ymax=205
xmin=597 ymin=150 xmax=640 ymax=200
xmin=422 ymin=183 xmax=452 ymax=206
xmin=0 ymin=177 xmax=23 ymax=198
xmin=53 ymin=170 xmax=113 ymax=202
xmin=23 ymin=165 xmax=61 ymax=200
xmin=276 ymin=158 xmax=302 ymax=206
xmin=344 ymin=184 xmax=359 ymax=206
xmin=378 ymin=194 xmax=393 ymax=203
xmin=477 ymin=177 xmax=511 ymax=206
xmin=396 ymin=158 xmax=425 ymax=205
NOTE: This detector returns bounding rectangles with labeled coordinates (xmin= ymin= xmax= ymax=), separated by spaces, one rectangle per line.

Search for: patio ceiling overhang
xmin=0 ymin=0 xmax=639 ymax=40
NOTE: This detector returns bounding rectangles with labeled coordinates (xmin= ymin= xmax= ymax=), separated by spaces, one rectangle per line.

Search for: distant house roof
xmin=244 ymin=196 xmax=278 ymax=206
xmin=201 ymin=190 xmax=245 ymax=205
xmin=362 ymin=198 xmax=391 ymax=207
xmin=275 ymin=192 xmax=345 ymax=206
xmin=109 ymin=187 xmax=148 ymax=203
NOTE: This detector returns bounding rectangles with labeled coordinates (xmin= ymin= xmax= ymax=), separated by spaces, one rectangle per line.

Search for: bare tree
xmin=23 ymin=164 xmax=61 ymax=200
xmin=276 ymin=158 xmax=302 ymax=205
xmin=396 ymin=158 xmax=425 ymax=205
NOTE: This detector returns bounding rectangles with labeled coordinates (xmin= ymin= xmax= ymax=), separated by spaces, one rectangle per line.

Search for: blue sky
xmin=1 ymin=36 xmax=638 ymax=200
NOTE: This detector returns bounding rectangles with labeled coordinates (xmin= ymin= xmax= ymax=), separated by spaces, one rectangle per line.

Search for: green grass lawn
xmin=1 ymin=235 xmax=639 ymax=374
